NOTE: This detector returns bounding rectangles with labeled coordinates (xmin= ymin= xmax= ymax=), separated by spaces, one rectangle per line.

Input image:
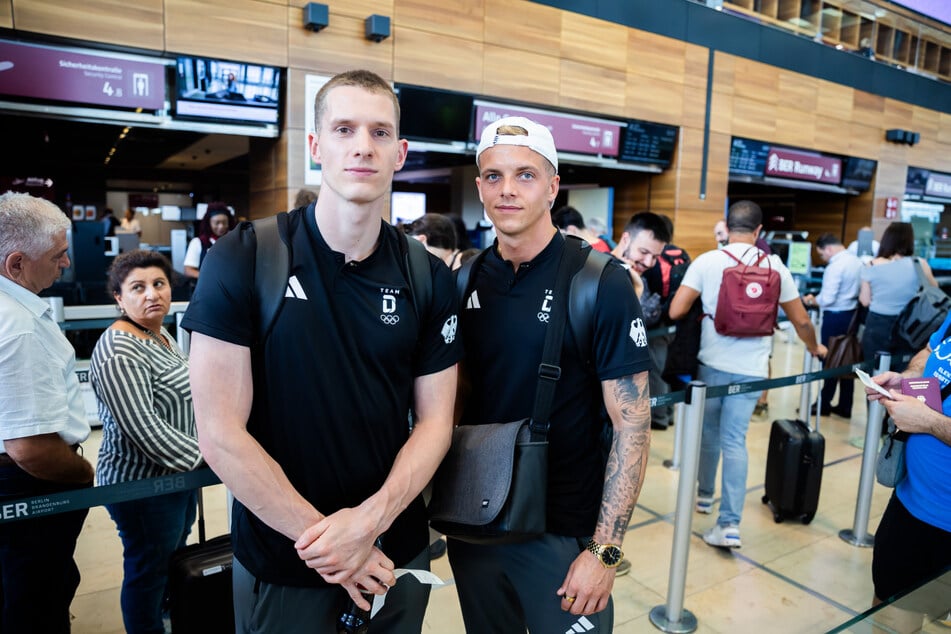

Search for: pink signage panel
xmin=764 ymin=147 xmax=842 ymax=185
xmin=473 ymin=102 xmax=621 ymax=157
xmin=0 ymin=40 xmax=166 ymax=110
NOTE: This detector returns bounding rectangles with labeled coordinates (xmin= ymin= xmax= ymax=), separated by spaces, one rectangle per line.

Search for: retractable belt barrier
xmin=0 ymin=467 xmax=220 ymax=524
xmin=649 ymin=360 xmax=871 ymax=409
xmin=1 ymin=360 xmax=870 ymax=524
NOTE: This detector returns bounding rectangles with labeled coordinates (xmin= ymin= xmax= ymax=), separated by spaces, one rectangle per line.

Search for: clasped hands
xmin=294 ymin=506 xmax=395 ymax=609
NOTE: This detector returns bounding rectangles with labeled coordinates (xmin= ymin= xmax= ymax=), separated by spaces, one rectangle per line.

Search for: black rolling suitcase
xmin=167 ymin=488 xmax=235 ymax=633
xmin=761 ymin=347 xmax=825 ymax=525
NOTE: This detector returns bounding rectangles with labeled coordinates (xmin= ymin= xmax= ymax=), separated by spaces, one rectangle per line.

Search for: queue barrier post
xmin=650 ymin=382 xmax=705 ymax=633
xmin=663 ymin=402 xmax=686 ymax=470
xmin=838 ymin=351 xmax=890 ymax=548
xmin=175 ymin=310 xmax=190 ymax=354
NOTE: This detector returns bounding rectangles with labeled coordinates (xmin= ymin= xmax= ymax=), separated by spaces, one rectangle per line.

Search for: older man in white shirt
xmin=803 ymin=233 xmax=863 ymax=418
xmin=0 ymin=192 xmax=94 ymax=633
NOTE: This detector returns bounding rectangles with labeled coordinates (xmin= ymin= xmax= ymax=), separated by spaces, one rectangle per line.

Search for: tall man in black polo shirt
xmin=449 ymin=116 xmax=653 ymax=632
xmin=183 ymin=70 xmax=461 ymax=632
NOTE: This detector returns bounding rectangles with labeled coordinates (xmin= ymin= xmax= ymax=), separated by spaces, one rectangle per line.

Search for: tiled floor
xmin=70 ymin=333 xmax=901 ymax=633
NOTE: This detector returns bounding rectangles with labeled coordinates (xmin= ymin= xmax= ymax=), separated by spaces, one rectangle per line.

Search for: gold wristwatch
xmin=585 ymin=539 xmax=624 ymax=568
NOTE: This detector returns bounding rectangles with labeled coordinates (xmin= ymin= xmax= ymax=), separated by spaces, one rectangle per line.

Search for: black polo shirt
xmin=459 ymin=233 xmax=651 ymax=536
xmin=182 ymin=207 xmax=462 ymax=586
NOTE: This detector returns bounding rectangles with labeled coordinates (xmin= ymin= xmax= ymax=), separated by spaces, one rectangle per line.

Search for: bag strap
xmin=529 ymin=237 xmax=588 ymax=441
xmin=568 ymin=247 xmax=609 ymax=365
xmin=251 ymin=211 xmax=291 ymax=344
xmin=913 ymin=257 xmax=928 ymax=291
xmin=399 ymin=231 xmax=432 ymax=323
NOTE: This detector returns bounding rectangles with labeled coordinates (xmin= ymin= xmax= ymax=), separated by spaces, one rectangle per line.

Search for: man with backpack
xmin=450 ymin=116 xmax=653 ymax=633
xmin=183 ymin=70 xmax=461 ymax=632
xmin=668 ymin=200 xmax=825 ymax=548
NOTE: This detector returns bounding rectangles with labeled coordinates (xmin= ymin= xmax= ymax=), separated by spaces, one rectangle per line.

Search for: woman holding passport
xmin=866 ymin=314 xmax=951 ymax=630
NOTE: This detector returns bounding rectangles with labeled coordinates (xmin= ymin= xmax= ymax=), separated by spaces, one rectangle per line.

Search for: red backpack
xmin=713 ymin=249 xmax=781 ymax=337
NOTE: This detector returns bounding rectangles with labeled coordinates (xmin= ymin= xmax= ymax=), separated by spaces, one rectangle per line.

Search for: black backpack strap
xmin=251 ymin=211 xmax=291 ymax=343
xmin=529 ymin=237 xmax=589 ymax=441
xmin=568 ymin=243 xmax=609 ymax=364
xmin=400 ymin=231 xmax=432 ymax=323
xmin=455 ymin=246 xmax=491 ymax=308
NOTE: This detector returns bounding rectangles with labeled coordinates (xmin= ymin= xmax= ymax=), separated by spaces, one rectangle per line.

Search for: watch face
xmin=602 ymin=545 xmax=623 ymax=567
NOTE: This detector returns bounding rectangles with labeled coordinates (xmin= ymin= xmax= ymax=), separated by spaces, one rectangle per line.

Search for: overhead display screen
xmin=617 ymin=121 xmax=678 ymax=167
xmin=173 ymin=56 xmax=282 ymax=125
xmin=729 ymin=137 xmax=771 ymax=177
xmin=841 ymin=157 xmax=877 ymax=192
xmin=397 ymin=85 xmax=473 ymax=144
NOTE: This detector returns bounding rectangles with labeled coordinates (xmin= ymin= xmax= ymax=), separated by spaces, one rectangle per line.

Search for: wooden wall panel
xmin=612 ymin=179 xmax=651 ymax=238
xmin=883 ymin=98 xmax=915 ymax=132
xmin=844 ymin=188 xmax=876 ymax=243
xmin=731 ymin=98 xmax=777 ymax=140
xmin=816 ymin=79 xmax=854 ymax=122
xmin=681 ymin=85 xmax=707 ymax=131
xmin=317 ymin=0 xmax=393 ymax=19
xmin=712 ymin=51 xmax=736 ymax=96
xmin=559 ymin=59 xmax=626 ymax=116
xmin=794 ymin=196 xmax=848 ymax=241
xmin=709 ymin=90 xmax=734 ymax=135
xmin=560 ymin=13 xmax=627 ymax=72
xmin=938 ymin=113 xmax=951 ymax=146
xmin=773 ymin=106 xmax=817 ymax=149
xmin=628 ymin=30 xmax=687 ymax=85
xmin=165 ymin=0 xmax=287 ymax=65
xmin=13 ymin=0 xmax=163 ymax=50
xmin=623 ymin=75 xmax=683 ymax=125
xmin=483 ymin=45 xmax=560 ymax=107
xmin=395 ymin=0 xmax=484 ymax=43
xmin=847 ymin=122 xmax=885 ymax=158
xmin=393 ymin=28 xmax=483 ymax=94
xmin=484 ymin=0 xmax=560 ymax=57
xmin=672 ymin=208 xmax=726 ymax=258
xmin=851 ymin=90 xmax=885 ymax=128
xmin=284 ymin=67 xmax=309 ymax=132
xmin=778 ymin=70 xmax=818 ymax=114
xmin=0 ymin=1 xmax=13 ymax=29
xmin=682 ymin=45 xmax=710 ymax=129
xmin=248 ymin=135 xmax=286 ymax=219
xmin=288 ymin=12 xmax=392 ymax=78
xmin=732 ymin=57 xmax=779 ymax=102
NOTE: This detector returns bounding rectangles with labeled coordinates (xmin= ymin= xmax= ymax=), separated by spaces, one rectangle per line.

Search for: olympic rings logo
xmin=380 ymin=314 xmax=400 ymax=325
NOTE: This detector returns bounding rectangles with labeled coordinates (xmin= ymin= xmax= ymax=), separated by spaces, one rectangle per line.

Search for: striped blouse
xmin=91 ymin=327 xmax=202 ymax=485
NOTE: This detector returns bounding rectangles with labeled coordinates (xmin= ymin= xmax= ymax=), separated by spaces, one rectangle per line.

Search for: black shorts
xmin=872 ymin=493 xmax=951 ymax=607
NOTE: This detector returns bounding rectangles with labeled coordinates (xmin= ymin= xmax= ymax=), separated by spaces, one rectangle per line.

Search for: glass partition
xmin=827 ymin=567 xmax=951 ymax=633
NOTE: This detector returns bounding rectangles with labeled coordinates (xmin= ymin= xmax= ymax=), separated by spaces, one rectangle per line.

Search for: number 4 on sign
xmin=102 ymin=82 xmax=114 ymax=96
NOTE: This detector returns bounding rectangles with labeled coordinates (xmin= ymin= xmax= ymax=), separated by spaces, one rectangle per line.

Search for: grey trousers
xmin=448 ymin=533 xmax=614 ymax=634
xmin=233 ymin=547 xmax=430 ymax=633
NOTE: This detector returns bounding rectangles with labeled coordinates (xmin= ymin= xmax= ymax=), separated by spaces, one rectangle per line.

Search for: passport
xmin=901 ymin=377 xmax=942 ymax=412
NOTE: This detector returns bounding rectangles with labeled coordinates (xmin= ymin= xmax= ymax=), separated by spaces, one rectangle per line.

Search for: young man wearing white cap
xmin=449 ymin=116 xmax=653 ymax=632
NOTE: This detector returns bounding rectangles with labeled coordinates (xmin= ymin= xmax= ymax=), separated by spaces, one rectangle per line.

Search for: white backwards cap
xmin=476 ymin=116 xmax=558 ymax=173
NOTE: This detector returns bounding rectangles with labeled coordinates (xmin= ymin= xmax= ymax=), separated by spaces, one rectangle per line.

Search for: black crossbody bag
xmin=428 ymin=241 xmax=583 ymax=543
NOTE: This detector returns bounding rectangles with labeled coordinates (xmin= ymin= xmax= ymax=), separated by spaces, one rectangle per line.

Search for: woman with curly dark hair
xmin=91 ymin=249 xmax=202 ymax=633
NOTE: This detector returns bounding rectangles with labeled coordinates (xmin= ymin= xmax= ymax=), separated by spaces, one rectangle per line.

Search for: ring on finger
xmin=565 ymin=596 xmax=576 ymax=603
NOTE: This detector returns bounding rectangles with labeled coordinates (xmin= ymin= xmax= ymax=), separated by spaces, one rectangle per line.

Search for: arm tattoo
xmin=599 ymin=371 xmax=651 ymax=541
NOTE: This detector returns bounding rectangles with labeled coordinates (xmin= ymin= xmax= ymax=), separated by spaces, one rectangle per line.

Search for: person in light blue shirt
xmin=803 ymin=233 xmax=863 ymax=417
xmin=866 ymin=313 xmax=951 ymax=632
